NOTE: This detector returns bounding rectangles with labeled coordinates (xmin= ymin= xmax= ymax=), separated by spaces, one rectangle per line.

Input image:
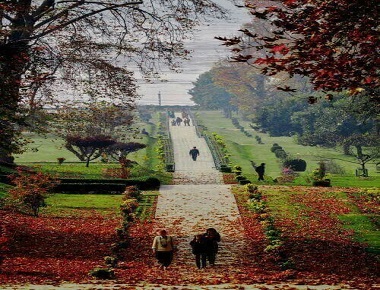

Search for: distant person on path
xmin=189 ymin=146 xmax=200 ymax=161
xmin=255 ymin=163 xmax=266 ymax=181
xmin=176 ymin=116 xmax=182 ymax=126
xmin=184 ymin=118 xmax=190 ymax=126
xmin=203 ymin=228 xmax=221 ymax=266
xmin=152 ymin=229 xmax=175 ymax=270
xmin=190 ymin=234 xmax=207 ymax=269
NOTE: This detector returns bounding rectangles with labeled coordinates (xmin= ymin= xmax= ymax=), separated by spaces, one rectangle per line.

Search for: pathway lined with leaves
xmin=1 ymin=113 xmax=354 ymax=289
xmin=155 ymin=113 xmax=247 ymax=268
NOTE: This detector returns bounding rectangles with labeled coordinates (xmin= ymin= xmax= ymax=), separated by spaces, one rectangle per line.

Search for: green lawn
xmin=196 ymin=110 xmax=380 ymax=187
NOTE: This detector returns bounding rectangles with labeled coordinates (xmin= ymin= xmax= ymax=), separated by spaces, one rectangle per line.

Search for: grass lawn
xmin=196 ymin=110 xmax=380 ymax=187
xmin=44 ymin=193 xmax=124 ymax=217
xmin=10 ymin=111 xmax=172 ymax=184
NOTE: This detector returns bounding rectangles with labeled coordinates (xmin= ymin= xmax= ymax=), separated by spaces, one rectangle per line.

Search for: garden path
xmin=1 ymin=113 xmax=349 ymax=290
xmin=155 ymin=112 xmax=247 ymax=268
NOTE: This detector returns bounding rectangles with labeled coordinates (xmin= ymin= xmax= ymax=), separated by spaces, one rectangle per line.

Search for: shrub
xmin=247 ymin=199 xmax=266 ymax=213
xmin=233 ymin=165 xmax=242 ymax=171
xmin=244 ymin=184 xmax=258 ymax=193
xmin=123 ymin=185 xmax=141 ymax=200
xmin=239 ymin=179 xmax=251 ymax=185
xmin=7 ymin=168 xmax=59 ymax=217
xmin=283 ymin=159 xmax=307 ymax=171
xmin=271 ymin=143 xmax=282 ymax=152
xmin=140 ymin=177 xmax=160 ymax=190
xmin=274 ymin=148 xmax=287 ymax=159
xmin=235 ymin=175 xmax=246 ymax=181
xmin=220 ymin=165 xmax=232 ymax=173
xmin=89 ymin=267 xmax=115 ymax=279
xmin=104 ymin=256 xmax=118 ymax=267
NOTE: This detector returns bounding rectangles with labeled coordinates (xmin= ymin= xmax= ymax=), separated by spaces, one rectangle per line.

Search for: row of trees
xmin=0 ymin=0 xmax=228 ymax=163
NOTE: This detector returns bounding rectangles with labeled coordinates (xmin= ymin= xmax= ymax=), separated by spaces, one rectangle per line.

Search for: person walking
xmin=190 ymin=234 xmax=207 ymax=269
xmin=152 ymin=229 xmax=175 ymax=270
xmin=255 ymin=163 xmax=265 ymax=181
xmin=203 ymin=228 xmax=221 ymax=266
xmin=189 ymin=146 xmax=200 ymax=161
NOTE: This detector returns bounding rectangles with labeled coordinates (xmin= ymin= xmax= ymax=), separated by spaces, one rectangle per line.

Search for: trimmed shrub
xmin=274 ymin=149 xmax=287 ymax=159
xmin=283 ymin=159 xmax=307 ymax=171
xmin=235 ymin=175 xmax=247 ymax=181
xmin=220 ymin=165 xmax=232 ymax=173
xmin=271 ymin=143 xmax=282 ymax=152
xmin=89 ymin=267 xmax=115 ymax=279
xmin=239 ymin=179 xmax=251 ymax=185
xmin=139 ymin=177 xmax=160 ymax=190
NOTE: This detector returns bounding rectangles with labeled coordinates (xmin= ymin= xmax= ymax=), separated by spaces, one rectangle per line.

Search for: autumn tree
xmin=55 ymin=102 xmax=136 ymax=140
xmin=7 ymin=168 xmax=58 ymax=217
xmin=106 ymin=142 xmax=146 ymax=161
xmin=188 ymin=71 xmax=236 ymax=117
xmin=65 ymin=135 xmax=116 ymax=167
xmin=222 ymin=0 xmax=379 ymax=102
xmin=0 ymin=0 xmax=227 ymax=163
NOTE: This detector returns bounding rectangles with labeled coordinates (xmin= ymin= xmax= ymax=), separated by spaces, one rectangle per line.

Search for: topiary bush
xmin=271 ymin=143 xmax=282 ymax=152
xmin=283 ymin=159 xmax=307 ymax=171
xmin=89 ymin=267 xmax=115 ymax=279
xmin=274 ymin=148 xmax=288 ymax=159
xmin=140 ymin=177 xmax=161 ymax=190
xmin=220 ymin=165 xmax=232 ymax=173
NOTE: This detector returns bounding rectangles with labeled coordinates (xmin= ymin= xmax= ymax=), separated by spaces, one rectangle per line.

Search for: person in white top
xmin=152 ymin=229 xmax=175 ymax=270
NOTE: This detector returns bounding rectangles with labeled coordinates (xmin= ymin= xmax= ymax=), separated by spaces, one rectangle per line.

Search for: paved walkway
xmin=156 ymin=113 xmax=246 ymax=267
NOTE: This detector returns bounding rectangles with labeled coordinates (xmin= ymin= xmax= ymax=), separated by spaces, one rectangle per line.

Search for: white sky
xmin=135 ymin=0 xmax=251 ymax=106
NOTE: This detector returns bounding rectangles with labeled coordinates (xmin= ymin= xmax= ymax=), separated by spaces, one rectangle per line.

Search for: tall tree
xmin=188 ymin=71 xmax=235 ymax=117
xmin=0 ymin=0 xmax=227 ymax=162
xmin=55 ymin=102 xmax=136 ymax=140
xmin=222 ymin=0 xmax=379 ymax=101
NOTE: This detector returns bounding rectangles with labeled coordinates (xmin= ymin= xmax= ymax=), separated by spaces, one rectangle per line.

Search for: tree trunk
xmin=0 ymin=42 xmax=29 ymax=163
xmin=342 ymin=143 xmax=350 ymax=155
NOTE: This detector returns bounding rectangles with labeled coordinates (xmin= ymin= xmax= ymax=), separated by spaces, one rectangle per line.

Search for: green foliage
xmin=189 ymin=71 xmax=235 ymax=110
xmin=247 ymin=199 xmax=266 ymax=213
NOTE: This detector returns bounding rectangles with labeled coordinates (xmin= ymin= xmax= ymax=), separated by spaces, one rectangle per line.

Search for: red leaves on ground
xmin=1 ymin=186 xmax=379 ymax=288
xmin=0 ymin=210 xmax=119 ymax=284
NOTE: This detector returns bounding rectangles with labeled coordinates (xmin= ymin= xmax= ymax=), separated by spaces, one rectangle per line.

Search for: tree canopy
xmin=220 ymin=0 xmax=379 ymax=102
xmin=0 ymin=0 xmax=227 ymax=162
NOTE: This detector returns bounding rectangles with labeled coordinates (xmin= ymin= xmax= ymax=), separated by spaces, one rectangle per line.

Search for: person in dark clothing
xmin=203 ymin=228 xmax=221 ymax=266
xmin=176 ymin=116 xmax=182 ymax=126
xmin=255 ymin=163 xmax=265 ymax=181
xmin=189 ymin=146 xmax=200 ymax=161
xmin=190 ymin=234 xmax=207 ymax=269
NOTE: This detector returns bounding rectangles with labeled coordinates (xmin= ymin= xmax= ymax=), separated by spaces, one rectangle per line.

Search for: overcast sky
xmin=136 ymin=0 xmax=251 ymax=106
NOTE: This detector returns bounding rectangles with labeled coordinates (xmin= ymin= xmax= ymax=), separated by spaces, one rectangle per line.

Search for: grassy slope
xmin=196 ymin=110 xmax=380 ymax=187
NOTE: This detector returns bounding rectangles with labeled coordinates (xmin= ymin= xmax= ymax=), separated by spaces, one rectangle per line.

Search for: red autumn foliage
xmin=224 ymin=0 xmax=379 ymax=98
xmin=222 ymin=173 xmax=239 ymax=184
xmin=0 ymin=186 xmax=379 ymax=288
